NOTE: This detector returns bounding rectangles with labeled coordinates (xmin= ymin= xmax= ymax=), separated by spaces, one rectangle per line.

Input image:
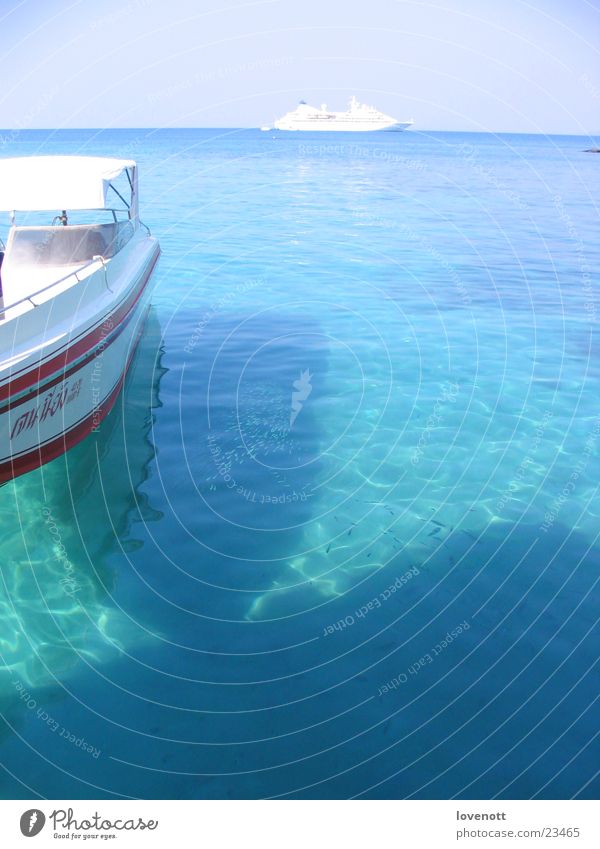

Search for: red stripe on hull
xmin=0 ymin=244 xmax=160 ymax=404
xmin=0 ymin=308 xmax=150 ymax=484
xmin=0 ymin=267 xmax=148 ymax=415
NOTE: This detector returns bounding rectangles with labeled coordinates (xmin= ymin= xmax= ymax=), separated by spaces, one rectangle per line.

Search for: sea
xmin=0 ymin=128 xmax=598 ymax=799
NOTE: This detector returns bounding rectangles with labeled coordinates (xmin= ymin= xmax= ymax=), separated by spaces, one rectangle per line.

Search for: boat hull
xmin=0 ymin=242 xmax=160 ymax=483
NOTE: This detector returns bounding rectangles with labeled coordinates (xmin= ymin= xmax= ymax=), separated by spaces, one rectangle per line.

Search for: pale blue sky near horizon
xmin=0 ymin=0 xmax=598 ymax=135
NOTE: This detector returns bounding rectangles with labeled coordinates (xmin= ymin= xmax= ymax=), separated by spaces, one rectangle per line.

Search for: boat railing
xmin=1 ymin=219 xmax=137 ymax=319
xmin=2 ymin=257 xmax=103 ymax=319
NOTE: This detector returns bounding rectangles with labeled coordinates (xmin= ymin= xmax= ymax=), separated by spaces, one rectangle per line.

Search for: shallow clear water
xmin=0 ymin=128 xmax=598 ymax=799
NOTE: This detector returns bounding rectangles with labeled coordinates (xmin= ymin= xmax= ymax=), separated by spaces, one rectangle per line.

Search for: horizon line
xmin=0 ymin=127 xmax=598 ymax=138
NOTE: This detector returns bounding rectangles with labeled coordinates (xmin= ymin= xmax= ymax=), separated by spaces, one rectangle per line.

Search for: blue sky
xmin=0 ymin=0 xmax=598 ymax=133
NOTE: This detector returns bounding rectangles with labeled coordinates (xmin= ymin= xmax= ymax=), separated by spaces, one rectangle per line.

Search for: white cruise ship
xmin=270 ymin=96 xmax=413 ymax=132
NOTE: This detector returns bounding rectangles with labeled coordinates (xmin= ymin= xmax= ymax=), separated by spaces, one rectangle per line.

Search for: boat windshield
xmin=6 ymin=220 xmax=134 ymax=267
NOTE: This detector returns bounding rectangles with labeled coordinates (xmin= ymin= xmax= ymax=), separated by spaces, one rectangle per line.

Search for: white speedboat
xmin=273 ymin=96 xmax=413 ymax=132
xmin=0 ymin=156 xmax=160 ymax=483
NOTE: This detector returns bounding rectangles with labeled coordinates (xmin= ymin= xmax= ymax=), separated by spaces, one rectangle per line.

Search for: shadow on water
xmin=152 ymin=307 xmax=331 ymax=626
xmin=197 ymin=517 xmax=600 ymax=800
xmin=0 ymin=308 xmax=166 ymax=706
xmin=281 ymin=515 xmax=600 ymax=801
xmin=18 ymin=512 xmax=594 ymax=801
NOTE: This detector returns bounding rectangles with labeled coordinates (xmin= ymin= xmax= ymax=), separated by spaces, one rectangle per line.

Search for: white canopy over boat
xmin=0 ymin=155 xmax=137 ymax=212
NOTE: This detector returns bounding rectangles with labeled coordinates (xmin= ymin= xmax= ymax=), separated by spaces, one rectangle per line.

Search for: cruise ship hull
xmin=273 ymin=120 xmax=412 ymax=132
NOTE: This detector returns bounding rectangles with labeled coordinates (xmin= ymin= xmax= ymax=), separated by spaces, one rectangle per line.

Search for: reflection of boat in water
xmin=0 ymin=156 xmax=160 ymax=483
xmin=61 ymin=306 xmax=166 ymax=535
xmin=63 ymin=307 xmax=165 ymax=512
xmin=0 ymin=308 xmax=166 ymax=693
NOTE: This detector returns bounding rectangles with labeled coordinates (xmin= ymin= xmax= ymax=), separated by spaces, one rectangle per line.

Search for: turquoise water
xmin=0 ymin=129 xmax=598 ymax=799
